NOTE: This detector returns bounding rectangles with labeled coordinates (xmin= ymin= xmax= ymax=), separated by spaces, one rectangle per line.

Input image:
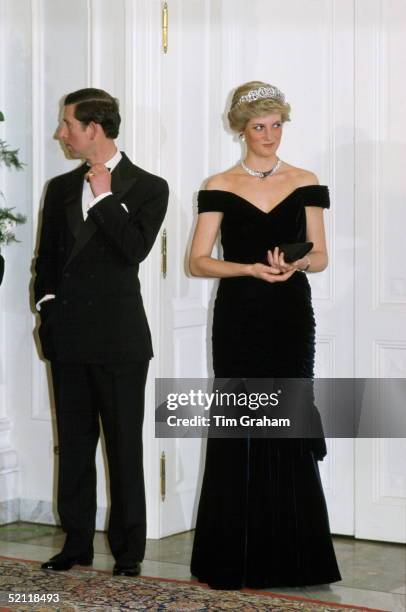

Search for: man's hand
xmin=85 ymin=163 xmax=112 ymax=197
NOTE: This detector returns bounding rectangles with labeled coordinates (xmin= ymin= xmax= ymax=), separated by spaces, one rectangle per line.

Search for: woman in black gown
xmin=188 ymin=81 xmax=341 ymax=590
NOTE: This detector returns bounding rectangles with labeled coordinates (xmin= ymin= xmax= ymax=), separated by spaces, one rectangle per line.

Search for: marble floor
xmin=0 ymin=523 xmax=405 ymax=611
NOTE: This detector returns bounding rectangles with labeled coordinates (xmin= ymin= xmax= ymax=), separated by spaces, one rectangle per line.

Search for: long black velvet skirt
xmin=190 ymin=275 xmax=341 ymax=589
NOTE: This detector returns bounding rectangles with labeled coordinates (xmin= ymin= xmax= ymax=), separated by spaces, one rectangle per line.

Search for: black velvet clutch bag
xmin=277 ymin=242 xmax=313 ymax=263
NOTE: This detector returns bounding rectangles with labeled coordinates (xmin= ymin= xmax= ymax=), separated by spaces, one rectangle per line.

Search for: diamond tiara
xmin=234 ymin=85 xmax=285 ymax=108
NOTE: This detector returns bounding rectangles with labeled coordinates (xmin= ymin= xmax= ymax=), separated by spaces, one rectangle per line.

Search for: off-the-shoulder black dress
xmin=190 ymin=186 xmax=341 ymax=589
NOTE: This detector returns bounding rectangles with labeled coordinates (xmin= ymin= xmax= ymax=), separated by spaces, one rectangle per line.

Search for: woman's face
xmin=243 ymin=113 xmax=283 ymax=158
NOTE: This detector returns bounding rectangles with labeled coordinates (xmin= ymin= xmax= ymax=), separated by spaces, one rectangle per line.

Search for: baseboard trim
xmin=0 ymin=498 xmax=108 ymax=530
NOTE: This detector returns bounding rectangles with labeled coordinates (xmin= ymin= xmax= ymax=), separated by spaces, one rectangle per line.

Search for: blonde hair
xmin=228 ymin=80 xmax=291 ymax=133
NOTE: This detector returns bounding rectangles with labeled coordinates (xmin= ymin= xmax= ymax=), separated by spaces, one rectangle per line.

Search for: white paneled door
xmin=157 ymin=0 xmax=218 ymax=537
xmin=155 ymin=0 xmax=356 ymax=537
xmin=354 ymin=0 xmax=406 ymax=543
xmin=155 ymin=0 xmax=405 ymax=543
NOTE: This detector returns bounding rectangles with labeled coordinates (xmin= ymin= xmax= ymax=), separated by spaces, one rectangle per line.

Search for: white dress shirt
xmin=82 ymin=148 xmax=122 ymax=220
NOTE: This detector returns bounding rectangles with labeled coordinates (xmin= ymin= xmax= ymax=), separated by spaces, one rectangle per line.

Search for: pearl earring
xmin=240 ymin=134 xmax=246 ymax=142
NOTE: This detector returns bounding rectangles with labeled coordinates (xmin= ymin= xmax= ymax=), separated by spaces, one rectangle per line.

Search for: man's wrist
xmin=89 ymin=191 xmax=113 ymax=205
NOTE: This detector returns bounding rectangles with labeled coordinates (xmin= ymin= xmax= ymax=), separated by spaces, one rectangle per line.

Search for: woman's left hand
xmin=267 ymin=247 xmax=310 ymax=274
xmin=267 ymin=248 xmax=308 ymax=274
xmin=267 ymin=247 xmax=294 ymax=274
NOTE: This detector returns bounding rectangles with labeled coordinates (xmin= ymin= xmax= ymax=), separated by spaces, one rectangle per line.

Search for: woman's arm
xmin=302 ymin=205 xmax=328 ymax=272
xmin=267 ymin=206 xmax=328 ymax=274
xmin=189 ymin=210 xmax=295 ymax=283
xmin=267 ymin=169 xmax=329 ymax=274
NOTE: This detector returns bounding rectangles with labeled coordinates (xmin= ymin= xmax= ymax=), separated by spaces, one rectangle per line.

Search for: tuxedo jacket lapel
xmin=64 ymin=217 xmax=98 ymax=271
xmin=63 ymin=153 xmax=139 ymax=270
xmin=65 ymin=164 xmax=87 ymax=239
xmin=111 ymin=152 xmax=138 ymax=200
xmin=64 ymin=163 xmax=98 ymax=270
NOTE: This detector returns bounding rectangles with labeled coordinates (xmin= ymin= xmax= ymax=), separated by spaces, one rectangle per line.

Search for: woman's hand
xmin=267 ymin=247 xmax=309 ymax=274
xmin=249 ymin=261 xmax=296 ymax=283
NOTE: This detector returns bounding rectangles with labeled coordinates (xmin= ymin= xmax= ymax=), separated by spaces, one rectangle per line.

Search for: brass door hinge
xmin=160 ymin=451 xmax=166 ymax=501
xmin=162 ymin=2 xmax=168 ymax=53
xmin=161 ymin=228 xmax=167 ymax=278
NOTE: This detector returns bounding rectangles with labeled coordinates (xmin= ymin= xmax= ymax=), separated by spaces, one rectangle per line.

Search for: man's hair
xmin=64 ymin=88 xmax=121 ymax=138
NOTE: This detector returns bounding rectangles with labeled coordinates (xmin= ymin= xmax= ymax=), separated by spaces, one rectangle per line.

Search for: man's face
xmin=56 ymin=104 xmax=92 ymax=159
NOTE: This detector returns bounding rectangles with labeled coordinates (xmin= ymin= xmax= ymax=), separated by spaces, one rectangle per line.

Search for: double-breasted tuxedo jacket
xmin=34 ymin=152 xmax=168 ymax=363
xmin=33 ymin=153 xmax=168 ymax=563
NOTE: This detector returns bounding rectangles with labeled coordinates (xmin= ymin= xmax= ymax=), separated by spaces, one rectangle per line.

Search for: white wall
xmin=0 ymin=0 xmax=142 ymax=528
xmin=0 ymin=0 xmax=405 ymax=543
xmin=0 ymin=0 xmax=166 ymax=532
xmin=0 ymin=0 xmax=33 ymax=519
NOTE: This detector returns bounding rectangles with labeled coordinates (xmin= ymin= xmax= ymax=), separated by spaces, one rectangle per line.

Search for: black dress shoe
xmin=41 ymin=552 xmax=93 ymax=571
xmin=113 ymin=562 xmax=141 ymax=577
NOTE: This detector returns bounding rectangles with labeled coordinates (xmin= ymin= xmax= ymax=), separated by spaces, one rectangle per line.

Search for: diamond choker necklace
xmin=241 ymin=158 xmax=282 ymax=179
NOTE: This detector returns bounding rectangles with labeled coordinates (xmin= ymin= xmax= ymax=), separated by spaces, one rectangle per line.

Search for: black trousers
xmin=50 ymin=360 xmax=149 ymax=566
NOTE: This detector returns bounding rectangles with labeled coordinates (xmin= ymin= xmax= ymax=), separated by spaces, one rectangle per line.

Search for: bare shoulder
xmin=281 ymin=163 xmax=319 ymax=188
xmin=296 ymin=169 xmax=319 ymax=187
xmin=204 ymin=167 xmax=240 ymax=191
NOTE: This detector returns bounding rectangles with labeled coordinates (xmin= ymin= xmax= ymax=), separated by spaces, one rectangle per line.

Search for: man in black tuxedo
xmin=34 ymin=88 xmax=168 ymax=576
